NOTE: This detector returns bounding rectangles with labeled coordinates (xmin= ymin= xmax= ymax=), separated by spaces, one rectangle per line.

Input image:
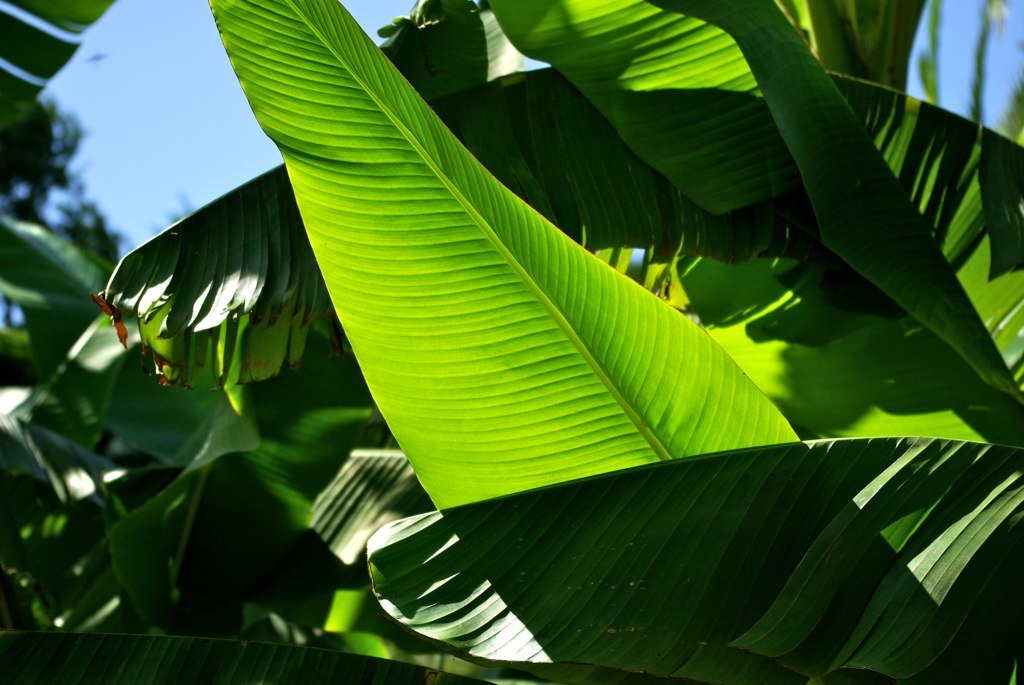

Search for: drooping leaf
xmin=370 ymin=437 xmax=1024 ymax=684
xmin=643 ymin=0 xmax=1019 ymax=401
xmin=0 ymin=1 xmax=116 ymax=129
xmin=0 ymin=631 xmax=487 ymax=684
xmin=101 ymin=167 xmax=329 ymax=389
xmin=209 ymin=0 xmax=797 ymax=508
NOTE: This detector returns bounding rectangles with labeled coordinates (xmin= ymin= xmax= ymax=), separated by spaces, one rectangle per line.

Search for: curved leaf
xmin=0 ymin=632 xmax=486 ymax=684
xmin=0 ymin=1 xmax=116 ymax=129
xmin=369 ymin=437 xmax=1024 ymax=684
xmin=644 ymin=0 xmax=1019 ymax=402
xmin=102 ymin=167 xmax=329 ymax=389
xmin=210 ymin=0 xmax=797 ymax=508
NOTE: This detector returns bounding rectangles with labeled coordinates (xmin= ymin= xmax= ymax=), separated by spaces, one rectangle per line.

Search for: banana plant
xmin=4 ymin=0 xmax=1024 ymax=683
xmin=172 ymin=0 xmax=1024 ymax=681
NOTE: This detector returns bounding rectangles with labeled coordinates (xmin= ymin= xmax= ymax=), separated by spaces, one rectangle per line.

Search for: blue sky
xmin=41 ymin=0 xmax=1024 ymax=252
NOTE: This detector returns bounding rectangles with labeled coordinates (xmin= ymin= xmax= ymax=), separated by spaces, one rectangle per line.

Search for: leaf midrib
xmin=280 ymin=0 xmax=675 ymax=462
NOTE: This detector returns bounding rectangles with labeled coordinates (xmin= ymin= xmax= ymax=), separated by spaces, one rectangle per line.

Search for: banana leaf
xmin=370 ymin=437 xmax=1024 ymax=684
xmin=209 ymin=0 xmax=798 ymax=509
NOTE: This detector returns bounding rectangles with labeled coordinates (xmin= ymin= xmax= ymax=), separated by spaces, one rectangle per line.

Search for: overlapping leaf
xmin=209 ymin=0 xmax=797 ymax=508
xmin=102 ymin=66 xmax=821 ymax=390
xmin=370 ymin=437 xmax=1024 ymax=684
xmin=312 ymin=450 xmax=431 ymax=566
xmin=644 ymin=0 xmax=1019 ymax=401
xmin=0 ymin=0 xmax=116 ymax=129
xmin=489 ymin=0 xmax=1024 ymax=400
xmin=674 ymin=256 xmax=1024 ymax=445
xmin=0 ymin=632 xmax=486 ymax=684
xmin=488 ymin=0 xmax=789 ymax=213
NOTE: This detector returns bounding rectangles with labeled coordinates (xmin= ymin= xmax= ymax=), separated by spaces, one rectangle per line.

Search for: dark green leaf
xmin=0 ymin=631 xmax=487 ymax=684
xmin=370 ymin=437 xmax=1024 ymax=684
xmin=648 ymin=0 xmax=1019 ymax=400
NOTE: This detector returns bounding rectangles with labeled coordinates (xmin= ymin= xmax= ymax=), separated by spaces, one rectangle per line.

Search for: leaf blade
xmin=210 ymin=0 xmax=797 ymax=508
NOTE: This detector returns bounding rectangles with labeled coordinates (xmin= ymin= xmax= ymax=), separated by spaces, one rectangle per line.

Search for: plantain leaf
xmin=0 ymin=0 xmax=116 ymax=129
xmin=369 ymin=437 xmax=1024 ymax=685
xmin=0 ymin=631 xmax=486 ymax=684
xmin=209 ymin=0 xmax=797 ymax=508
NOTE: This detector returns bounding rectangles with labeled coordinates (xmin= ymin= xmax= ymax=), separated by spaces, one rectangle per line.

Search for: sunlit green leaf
xmin=210 ymin=0 xmax=797 ymax=509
